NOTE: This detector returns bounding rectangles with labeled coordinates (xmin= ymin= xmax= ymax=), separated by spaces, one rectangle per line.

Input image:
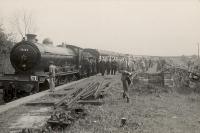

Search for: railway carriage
xmin=83 ymin=48 xmax=125 ymax=62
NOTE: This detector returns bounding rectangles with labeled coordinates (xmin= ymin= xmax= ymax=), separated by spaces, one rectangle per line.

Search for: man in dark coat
xmin=96 ymin=59 xmax=100 ymax=74
xmin=106 ymin=59 xmax=111 ymax=75
xmin=85 ymin=58 xmax=92 ymax=77
xmin=99 ymin=58 xmax=106 ymax=76
xmin=111 ymin=58 xmax=118 ymax=75
xmin=111 ymin=57 xmax=114 ymax=75
xmin=91 ymin=59 xmax=97 ymax=75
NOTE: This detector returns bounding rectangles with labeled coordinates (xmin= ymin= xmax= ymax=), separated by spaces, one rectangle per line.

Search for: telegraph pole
xmin=198 ymin=43 xmax=199 ymax=59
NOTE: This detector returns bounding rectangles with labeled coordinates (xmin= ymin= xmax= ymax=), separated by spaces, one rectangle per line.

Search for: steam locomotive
xmin=0 ymin=34 xmax=124 ymax=102
xmin=0 ymin=34 xmax=87 ymax=102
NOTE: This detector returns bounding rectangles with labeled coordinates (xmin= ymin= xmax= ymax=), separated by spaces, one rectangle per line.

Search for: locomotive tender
xmin=0 ymin=34 xmax=83 ymax=102
xmin=83 ymin=48 xmax=125 ymax=62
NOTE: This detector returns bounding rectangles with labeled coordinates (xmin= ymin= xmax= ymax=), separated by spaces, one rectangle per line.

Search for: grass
xmin=66 ymin=75 xmax=200 ymax=133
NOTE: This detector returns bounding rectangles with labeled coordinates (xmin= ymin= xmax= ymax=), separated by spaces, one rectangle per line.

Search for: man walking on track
xmin=49 ymin=61 xmax=56 ymax=92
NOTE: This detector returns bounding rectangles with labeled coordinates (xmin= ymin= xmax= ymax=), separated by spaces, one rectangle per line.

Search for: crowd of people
xmin=81 ymin=56 xmax=168 ymax=77
xmin=81 ymin=56 xmax=119 ymax=77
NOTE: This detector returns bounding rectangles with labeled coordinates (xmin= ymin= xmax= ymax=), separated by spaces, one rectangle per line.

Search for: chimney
xmin=26 ymin=34 xmax=37 ymax=43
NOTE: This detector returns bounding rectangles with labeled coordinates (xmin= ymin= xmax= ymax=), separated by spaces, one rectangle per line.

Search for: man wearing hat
xmin=49 ymin=61 xmax=56 ymax=92
xmin=120 ymin=58 xmax=132 ymax=103
xmin=105 ymin=59 xmax=111 ymax=75
xmin=99 ymin=57 xmax=106 ymax=76
xmin=121 ymin=70 xmax=132 ymax=103
xmin=111 ymin=57 xmax=118 ymax=75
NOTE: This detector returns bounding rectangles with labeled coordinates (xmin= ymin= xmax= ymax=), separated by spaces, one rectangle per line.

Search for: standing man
xmin=111 ymin=57 xmax=114 ymax=75
xmin=119 ymin=57 xmax=132 ymax=103
xmin=91 ymin=59 xmax=97 ymax=75
xmin=86 ymin=58 xmax=92 ymax=77
xmin=160 ymin=59 xmax=166 ymax=71
xmin=121 ymin=70 xmax=132 ymax=103
xmin=111 ymin=58 xmax=118 ymax=75
xmin=99 ymin=57 xmax=106 ymax=76
xmin=49 ymin=61 xmax=56 ymax=92
xmin=129 ymin=59 xmax=135 ymax=72
xmin=121 ymin=58 xmax=127 ymax=70
xmin=106 ymin=57 xmax=111 ymax=75
xmin=96 ymin=59 xmax=100 ymax=74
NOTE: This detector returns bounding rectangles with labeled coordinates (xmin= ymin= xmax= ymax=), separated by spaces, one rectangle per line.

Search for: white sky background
xmin=0 ymin=0 xmax=200 ymax=56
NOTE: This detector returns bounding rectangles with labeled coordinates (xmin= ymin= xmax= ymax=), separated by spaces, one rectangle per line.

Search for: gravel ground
xmin=1 ymin=74 xmax=200 ymax=133
xmin=0 ymin=105 xmax=52 ymax=133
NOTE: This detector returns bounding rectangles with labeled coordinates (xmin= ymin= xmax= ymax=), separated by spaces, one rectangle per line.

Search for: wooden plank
xmin=80 ymin=83 xmax=100 ymax=100
xmin=49 ymin=93 xmax=66 ymax=97
xmin=25 ymin=102 xmax=54 ymax=106
xmin=53 ymin=82 xmax=94 ymax=108
xmin=53 ymin=87 xmax=81 ymax=108
xmin=78 ymin=99 xmax=104 ymax=105
xmin=94 ymin=80 xmax=104 ymax=98
xmin=66 ymin=82 xmax=99 ymax=108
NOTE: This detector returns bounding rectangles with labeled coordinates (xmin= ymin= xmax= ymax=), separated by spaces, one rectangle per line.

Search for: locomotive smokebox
xmin=10 ymin=34 xmax=41 ymax=72
xmin=26 ymin=34 xmax=37 ymax=43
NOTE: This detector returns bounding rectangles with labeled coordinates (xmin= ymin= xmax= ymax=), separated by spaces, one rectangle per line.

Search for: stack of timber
xmin=54 ymin=80 xmax=111 ymax=109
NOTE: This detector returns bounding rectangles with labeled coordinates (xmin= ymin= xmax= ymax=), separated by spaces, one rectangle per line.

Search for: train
xmin=0 ymin=34 xmax=126 ymax=102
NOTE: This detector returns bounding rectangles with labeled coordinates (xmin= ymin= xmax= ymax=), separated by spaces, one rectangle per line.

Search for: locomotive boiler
xmin=10 ymin=35 xmax=76 ymax=73
xmin=0 ymin=34 xmax=81 ymax=102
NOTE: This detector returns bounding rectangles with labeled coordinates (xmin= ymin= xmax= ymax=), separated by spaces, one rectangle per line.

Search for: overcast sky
xmin=0 ymin=0 xmax=200 ymax=56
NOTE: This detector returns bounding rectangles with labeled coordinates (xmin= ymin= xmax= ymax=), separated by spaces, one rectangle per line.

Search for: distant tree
xmin=10 ymin=9 xmax=37 ymax=40
xmin=42 ymin=38 xmax=53 ymax=45
xmin=0 ymin=24 xmax=13 ymax=54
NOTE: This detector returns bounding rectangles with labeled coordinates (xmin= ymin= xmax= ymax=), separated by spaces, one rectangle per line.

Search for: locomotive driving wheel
xmin=39 ymin=80 xmax=50 ymax=91
xmin=71 ymin=75 xmax=77 ymax=81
